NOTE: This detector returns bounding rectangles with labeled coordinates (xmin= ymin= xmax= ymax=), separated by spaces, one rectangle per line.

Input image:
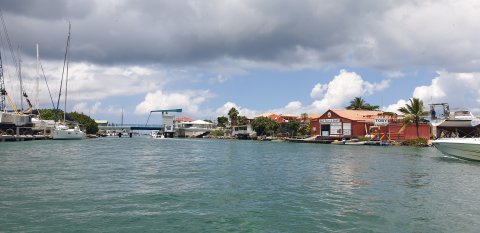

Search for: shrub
xmin=400 ymin=138 xmax=429 ymax=147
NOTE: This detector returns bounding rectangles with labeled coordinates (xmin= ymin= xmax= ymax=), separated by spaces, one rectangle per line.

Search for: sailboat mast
xmin=18 ymin=47 xmax=23 ymax=110
xmin=0 ymin=50 xmax=4 ymax=112
xmin=121 ymin=108 xmax=124 ymax=125
xmin=55 ymin=22 xmax=71 ymax=123
xmin=64 ymin=41 xmax=69 ymax=123
xmin=35 ymin=44 xmax=39 ymax=112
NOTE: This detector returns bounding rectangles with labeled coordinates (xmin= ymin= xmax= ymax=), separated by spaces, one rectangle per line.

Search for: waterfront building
xmin=310 ymin=109 xmax=430 ymax=140
xmin=176 ymin=119 xmax=213 ymax=137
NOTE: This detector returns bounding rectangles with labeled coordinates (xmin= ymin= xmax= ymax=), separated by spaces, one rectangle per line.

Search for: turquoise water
xmin=1 ymin=137 xmax=480 ymax=232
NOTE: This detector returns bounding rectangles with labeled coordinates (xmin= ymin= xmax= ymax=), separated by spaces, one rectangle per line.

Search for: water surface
xmin=1 ymin=137 xmax=480 ymax=232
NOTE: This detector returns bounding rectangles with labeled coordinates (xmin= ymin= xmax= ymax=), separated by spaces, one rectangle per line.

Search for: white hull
xmin=432 ymin=138 xmax=480 ymax=161
xmin=52 ymin=128 xmax=85 ymax=140
xmin=430 ymin=119 xmax=480 ymax=127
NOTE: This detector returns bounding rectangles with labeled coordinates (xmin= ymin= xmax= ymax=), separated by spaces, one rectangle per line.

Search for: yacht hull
xmin=432 ymin=138 xmax=480 ymax=161
xmin=52 ymin=129 xmax=85 ymax=140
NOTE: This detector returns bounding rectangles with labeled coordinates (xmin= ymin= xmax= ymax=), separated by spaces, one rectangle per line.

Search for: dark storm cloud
xmin=1 ymin=0 xmax=94 ymax=20
xmin=1 ymin=0 xmax=479 ymax=71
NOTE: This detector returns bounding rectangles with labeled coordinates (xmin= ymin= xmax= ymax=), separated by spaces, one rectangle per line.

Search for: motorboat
xmin=428 ymin=103 xmax=480 ymax=128
xmin=432 ymin=138 xmax=480 ymax=161
xmin=150 ymin=130 xmax=165 ymax=139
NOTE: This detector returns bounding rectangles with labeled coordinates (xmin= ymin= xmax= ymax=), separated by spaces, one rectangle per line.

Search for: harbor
xmin=2 ymin=1 xmax=480 ymax=232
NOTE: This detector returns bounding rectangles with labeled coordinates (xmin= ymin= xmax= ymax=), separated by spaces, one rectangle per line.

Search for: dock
xmin=1 ymin=135 xmax=49 ymax=142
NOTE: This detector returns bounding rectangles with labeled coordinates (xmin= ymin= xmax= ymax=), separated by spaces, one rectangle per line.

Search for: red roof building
xmin=310 ymin=109 xmax=430 ymax=140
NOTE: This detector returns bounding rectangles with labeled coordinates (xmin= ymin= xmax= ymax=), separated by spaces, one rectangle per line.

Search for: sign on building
xmin=320 ymin=118 xmax=340 ymax=124
xmin=374 ymin=118 xmax=389 ymax=126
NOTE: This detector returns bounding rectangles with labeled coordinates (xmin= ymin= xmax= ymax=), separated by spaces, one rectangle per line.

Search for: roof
xmin=256 ymin=112 xmax=275 ymax=118
xmin=189 ymin=120 xmax=213 ymax=125
xmin=307 ymin=114 xmax=322 ymax=119
xmin=330 ymin=109 xmax=383 ymax=121
xmin=176 ymin=117 xmax=193 ymax=122
xmin=95 ymin=120 xmax=108 ymax=124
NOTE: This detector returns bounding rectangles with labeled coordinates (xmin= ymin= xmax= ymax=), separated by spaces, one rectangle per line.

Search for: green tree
xmin=228 ymin=107 xmax=239 ymax=127
xmin=299 ymin=124 xmax=311 ymax=136
xmin=398 ymin=98 xmax=427 ymax=138
xmin=252 ymin=117 xmax=279 ymax=136
xmin=210 ymin=129 xmax=225 ymax=137
xmin=217 ymin=116 xmax=228 ymax=128
xmin=68 ymin=112 xmax=99 ymax=134
xmin=39 ymin=109 xmax=98 ymax=134
xmin=39 ymin=108 xmax=64 ymax=121
xmin=237 ymin=116 xmax=248 ymax=126
xmin=346 ymin=97 xmax=379 ymax=110
xmin=280 ymin=121 xmax=300 ymax=137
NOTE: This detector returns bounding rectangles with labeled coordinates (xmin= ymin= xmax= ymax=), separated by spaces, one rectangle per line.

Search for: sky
xmin=1 ymin=0 xmax=480 ymax=124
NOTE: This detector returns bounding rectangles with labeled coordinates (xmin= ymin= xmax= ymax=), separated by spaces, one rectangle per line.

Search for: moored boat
xmin=52 ymin=124 xmax=85 ymax=140
xmin=432 ymin=138 xmax=480 ymax=161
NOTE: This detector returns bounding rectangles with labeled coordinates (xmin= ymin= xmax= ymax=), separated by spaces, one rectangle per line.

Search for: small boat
xmin=345 ymin=141 xmax=367 ymax=145
xmin=331 ymin=139 xmax=367 ymax=145
xmin=150 ymin=130 xmax=165 ymax=139
xmin=432 ymin=138 xmax=480 ymax=161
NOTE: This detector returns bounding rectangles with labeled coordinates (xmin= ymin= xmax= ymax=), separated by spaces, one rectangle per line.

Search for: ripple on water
xmin=1 ymin=138 xmax=480 ymax=232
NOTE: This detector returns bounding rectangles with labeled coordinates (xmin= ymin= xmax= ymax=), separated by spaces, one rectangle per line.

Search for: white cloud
xmin=412 ymin=71 xmax=480 ymax=113
xmin=215 ymin=101 xmax=258 ymax=118
xmin=383 ymin=70 xmax=405 ymax=78
xmin=72 ymin=101 xmax=114 ymax=116
xmin=6 ymin=59 xmax=168 ymax=108
xmin=310 ymin=83 xmax=327 ymax=99
xmin=382 ymin=99 xmax=408 ymax=114
xmin=309 ymin=69 xmax=389 ymax=113
xmin=135 ymin=90 xmax=213 ymax=116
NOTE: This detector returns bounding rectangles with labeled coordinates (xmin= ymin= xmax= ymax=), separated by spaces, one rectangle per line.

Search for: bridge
xmin=98 ymin=124 xmax=164 ymax=131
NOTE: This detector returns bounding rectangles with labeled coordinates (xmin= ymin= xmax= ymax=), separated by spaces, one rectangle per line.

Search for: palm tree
xmin=228 ymin=107 xmax=239 ymax=127
xmin=398 ymin=98 xmax=427 ymax=138
xmin=346 ymin=97 xmax=379 ymax=110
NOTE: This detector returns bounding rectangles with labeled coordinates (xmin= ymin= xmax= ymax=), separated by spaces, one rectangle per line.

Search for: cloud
xmin=3 ymin=0 xmax=479 ymax=71
xmin=412 ymin=71 xmax=480 ymax=113
xmin=135 ymin=90 xmax=213 ymax=116
xmin=382 ymin=99 xmax=409 ymax=114
xmin=309 ymin=69 xmax=389 ymax=113
xmin=310 ymin=83 xmax=327 ymax=99
xmin=72 ymin=101 xmax=114 ymax=115
xmin=2 ymin=58 xmax=170 ymax=109
xmin=239 ymin=69 xmax=390 ymax=116
xmin=383 ymin=70 xmax=405 ymax=78
xmin=215 ymin=101 xmax=258 ymax=118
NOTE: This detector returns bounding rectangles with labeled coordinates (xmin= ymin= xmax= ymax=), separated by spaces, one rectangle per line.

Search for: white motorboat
xmin=432 ymin=138 xmax=480 ymax=161
xmin=52 ymin=124 xmax=85 ymax=140
xmin=428 ymin=103 xmax=480 ymax=127
xmin=150 ymin=130 xmax=165 ymax=139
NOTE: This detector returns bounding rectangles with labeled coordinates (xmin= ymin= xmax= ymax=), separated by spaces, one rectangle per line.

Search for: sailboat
xmin=52 ymin=23 xmax=84 ymax=140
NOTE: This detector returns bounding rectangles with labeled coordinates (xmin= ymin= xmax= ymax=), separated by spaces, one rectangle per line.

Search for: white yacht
xmin=432 ymin=138 xmax=480 ymax=161
xmin=52 ymin=124 xmax=85 ymax=140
